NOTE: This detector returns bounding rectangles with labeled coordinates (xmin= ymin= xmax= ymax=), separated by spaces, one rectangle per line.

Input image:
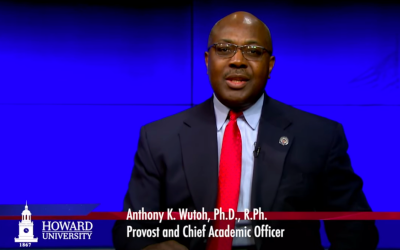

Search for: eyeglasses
xmin=207 ymin=43 xmax=272 ymax=61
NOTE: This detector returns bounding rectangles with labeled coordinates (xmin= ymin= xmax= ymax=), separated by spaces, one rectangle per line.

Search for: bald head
xmin=205 ymin=11 xmax=275 ymax=111
xmin=208 ymin=11 xmax=273 ymax=53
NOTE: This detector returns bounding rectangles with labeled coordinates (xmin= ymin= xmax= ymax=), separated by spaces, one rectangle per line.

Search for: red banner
xmin=1 ymin=211 xmax=400 ymax=220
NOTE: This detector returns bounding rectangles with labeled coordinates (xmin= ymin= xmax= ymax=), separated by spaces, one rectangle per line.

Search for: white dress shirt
xmin=213 ymin=93 xmax=264 ymax=246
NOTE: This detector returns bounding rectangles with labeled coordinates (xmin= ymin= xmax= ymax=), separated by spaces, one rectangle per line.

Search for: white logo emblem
xmin=15 ymin=201 xmax=38 ymax=243
xmin=279 ymin=136 xmax=289 ymax=146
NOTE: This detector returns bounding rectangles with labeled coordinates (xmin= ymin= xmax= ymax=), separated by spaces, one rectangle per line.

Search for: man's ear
xmin=205 ymin=51 xmax=209 ymax=74
xmin=268 ymin=55 xmax=275 ymax=79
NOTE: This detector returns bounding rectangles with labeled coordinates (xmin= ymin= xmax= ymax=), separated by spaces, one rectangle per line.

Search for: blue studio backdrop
xmin=0 ymin=0 xmax=399 ymax=248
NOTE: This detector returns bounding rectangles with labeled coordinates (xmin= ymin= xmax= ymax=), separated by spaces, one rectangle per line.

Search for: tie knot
xmin=228 ymin=110 xmax=242 ymax=121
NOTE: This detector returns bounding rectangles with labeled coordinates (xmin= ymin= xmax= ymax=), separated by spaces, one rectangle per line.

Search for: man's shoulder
xmin=270 ymin=97 xmax=339 ymax=131
xmin=143 ymin=98 xmax=211 ymax=134
xmin=141 ymin=96 xmax=341 ymax=136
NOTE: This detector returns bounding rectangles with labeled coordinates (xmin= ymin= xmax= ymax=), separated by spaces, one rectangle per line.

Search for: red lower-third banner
xmin=1 ymin=211 xmax=400 ymax=220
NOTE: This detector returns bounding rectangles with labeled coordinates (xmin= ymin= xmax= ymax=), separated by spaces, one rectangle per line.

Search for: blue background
xmin=0 ymin=0 xmax=399 ymax=248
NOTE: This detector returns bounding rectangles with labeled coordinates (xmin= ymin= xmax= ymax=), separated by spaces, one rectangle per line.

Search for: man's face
xmin=205 ymin=21 xmax=275 ymax=110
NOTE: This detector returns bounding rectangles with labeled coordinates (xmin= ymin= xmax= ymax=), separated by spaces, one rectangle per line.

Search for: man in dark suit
xmin=113 ymin=11 xmax=378 ymax=250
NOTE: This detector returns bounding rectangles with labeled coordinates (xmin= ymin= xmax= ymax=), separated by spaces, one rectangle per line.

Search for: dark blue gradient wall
xmin=1 ymin=0 xmax=399 ymax=248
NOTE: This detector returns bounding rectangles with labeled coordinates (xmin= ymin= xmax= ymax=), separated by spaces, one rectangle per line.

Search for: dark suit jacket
xmin=113 ymin=94 xmax=379 ymax=250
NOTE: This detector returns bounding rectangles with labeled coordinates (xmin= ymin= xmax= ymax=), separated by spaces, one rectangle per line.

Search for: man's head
xmin=205 ymin=11 xmax=275 ymax=111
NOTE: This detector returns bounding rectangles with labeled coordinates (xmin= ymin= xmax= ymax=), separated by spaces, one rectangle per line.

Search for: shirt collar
xmin=213 ymin=93 xmax=264 ymax=131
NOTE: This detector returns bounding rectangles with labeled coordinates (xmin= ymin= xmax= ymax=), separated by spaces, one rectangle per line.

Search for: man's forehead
xmin=215 ymin=18 xmax=264 ymax=32
xmin=212 ymin=24 xmax=268 ymax=45
xmin=208 ymin=11 xmax=272 ymax=50
xmin=215 ymin=24 xmax=264 ymax=35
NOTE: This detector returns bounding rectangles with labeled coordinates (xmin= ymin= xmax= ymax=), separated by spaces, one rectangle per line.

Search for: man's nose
xmin=229 ymin=49 xmax=248 ymax=68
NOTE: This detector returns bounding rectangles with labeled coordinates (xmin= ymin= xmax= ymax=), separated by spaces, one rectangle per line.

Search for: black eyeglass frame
xmin=207 ymin=43 xmax=272 ymax=60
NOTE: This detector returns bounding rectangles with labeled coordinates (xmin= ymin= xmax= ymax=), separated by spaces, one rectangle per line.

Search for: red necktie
xmin=207 ymin=110 xmax=242 ymax=250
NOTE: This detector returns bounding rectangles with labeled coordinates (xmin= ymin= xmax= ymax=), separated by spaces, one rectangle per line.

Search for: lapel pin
xmin=279 ymin=136 xmax=289 ymax=146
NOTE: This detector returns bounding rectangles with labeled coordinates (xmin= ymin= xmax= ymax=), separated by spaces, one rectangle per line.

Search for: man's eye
xmin=217 ymin=47 xmax=232 ymax=53
xmin=247 ymin=48 xmax=263 ymax=55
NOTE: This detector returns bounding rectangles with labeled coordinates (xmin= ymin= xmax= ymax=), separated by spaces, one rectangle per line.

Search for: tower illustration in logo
xmin=15 ymin=201 xmax=38 ymax=243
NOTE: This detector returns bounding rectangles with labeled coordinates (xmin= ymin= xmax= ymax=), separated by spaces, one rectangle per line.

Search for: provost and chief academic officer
xmin=113 ymin=11 xmax=379 ymax=250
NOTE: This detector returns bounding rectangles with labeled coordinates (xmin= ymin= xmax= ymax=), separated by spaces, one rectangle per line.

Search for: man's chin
xmin=219 ymin=95 xmax=251 ymax=111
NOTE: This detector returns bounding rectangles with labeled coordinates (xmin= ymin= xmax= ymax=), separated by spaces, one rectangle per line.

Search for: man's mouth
xmin=228 ymin=79 xmax=247 ymax=84
xmin=225 ymin=75 xmax=249 ymax=89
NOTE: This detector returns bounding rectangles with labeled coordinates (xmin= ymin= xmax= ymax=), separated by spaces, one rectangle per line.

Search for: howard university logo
xmin=15 ymin=201 xmax=38 ymax=247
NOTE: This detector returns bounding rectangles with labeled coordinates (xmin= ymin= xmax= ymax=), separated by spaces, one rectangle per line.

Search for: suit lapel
xmin=251 ymin=95 xmax=294 ymax=212
xmin=251 ymin=95 xmax=293 ymax=250
xmin=179 ymin=98 xmax=219 ymax=212
xmin=178 ymin=95 xmax=293 ymax=222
